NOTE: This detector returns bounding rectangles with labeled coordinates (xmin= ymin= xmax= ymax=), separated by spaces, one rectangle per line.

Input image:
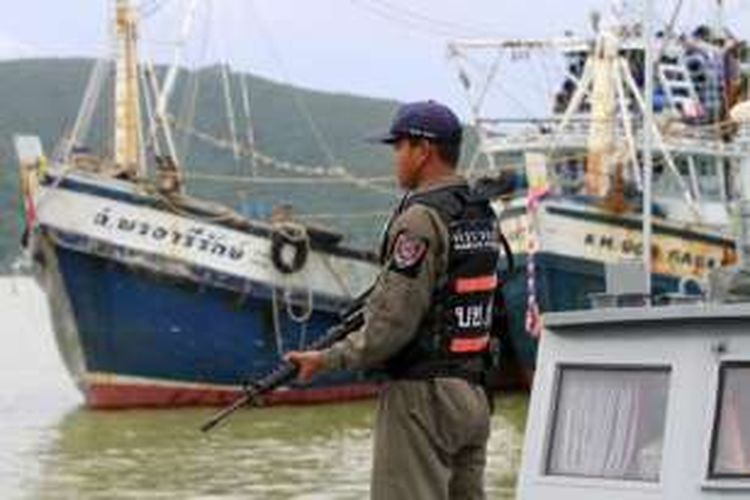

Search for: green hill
xmin=0 ymin=58 xmax=406 ymax=270
xmin=0 ymin=58 xmax=480 ymax=271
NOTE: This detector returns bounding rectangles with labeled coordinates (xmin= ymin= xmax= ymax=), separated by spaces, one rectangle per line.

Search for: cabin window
xmin=552 ymin=157 xmax=584 ymax=195
xmin=546 ymin=366 xmax=670 ymax=482
xmin=653 ymin=155 xmax=689 ymax=198
xmin=695 ymin=156 xmax=722 ymax=201
xmin=663 ymin=69 xmax=685 ymax=81
xmin=709 ymin=363 xmax=750 ymax=479
xmin=672 ymin=87 xmax=690 ymax=98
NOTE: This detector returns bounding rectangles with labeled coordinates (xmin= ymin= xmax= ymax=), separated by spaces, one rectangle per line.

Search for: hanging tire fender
xmin=270 ymin=226 xmax=308 ymax=274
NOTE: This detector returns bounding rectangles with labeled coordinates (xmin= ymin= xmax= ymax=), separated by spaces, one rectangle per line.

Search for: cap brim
xmin=365 ymin=131 xmax=399 ymax=144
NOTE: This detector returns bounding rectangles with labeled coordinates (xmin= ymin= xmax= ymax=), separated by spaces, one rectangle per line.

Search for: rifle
xmin=200 ymin=291 xmax=369 ymax=433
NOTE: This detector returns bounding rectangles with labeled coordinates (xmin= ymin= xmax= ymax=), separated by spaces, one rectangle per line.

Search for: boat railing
xmin=478 ymin=116 xmax=750 ymax=158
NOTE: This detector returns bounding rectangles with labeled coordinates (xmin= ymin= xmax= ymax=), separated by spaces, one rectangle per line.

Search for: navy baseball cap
xmin=370 ymin=100 xmax=462 ymax=144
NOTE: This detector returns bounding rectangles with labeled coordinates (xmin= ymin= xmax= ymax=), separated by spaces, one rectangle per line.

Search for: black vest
xmin=384 ymin=183 xmax=502 ymax=383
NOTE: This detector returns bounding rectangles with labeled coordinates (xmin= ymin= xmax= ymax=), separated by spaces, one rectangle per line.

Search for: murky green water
xmin=0 ymin=278 xmax=527 ymax=499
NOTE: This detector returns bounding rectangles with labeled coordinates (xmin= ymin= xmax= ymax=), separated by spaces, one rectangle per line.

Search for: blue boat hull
xmin=24 ymin=172 xmax=381 ymax=408
xmin=48 ymin=244 xmax=375 ymax=407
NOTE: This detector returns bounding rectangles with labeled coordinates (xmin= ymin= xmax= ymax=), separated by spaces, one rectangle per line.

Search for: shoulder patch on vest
xmin=390 ymin=231 xmax=429 ymax=277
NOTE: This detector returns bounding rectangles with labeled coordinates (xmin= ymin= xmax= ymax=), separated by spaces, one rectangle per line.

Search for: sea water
xmin=0 ymin=277 xmax=526 ymax=499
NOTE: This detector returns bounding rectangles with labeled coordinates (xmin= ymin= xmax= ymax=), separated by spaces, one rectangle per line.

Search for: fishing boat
xmin=448 ymin=2 xmax=750 ymax=386
xmin=14 ymin=0 xmax=381 ymax=408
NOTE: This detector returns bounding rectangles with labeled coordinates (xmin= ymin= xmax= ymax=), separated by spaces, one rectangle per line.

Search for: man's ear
xmin=416 ymin=139 xmax=433 ymax=164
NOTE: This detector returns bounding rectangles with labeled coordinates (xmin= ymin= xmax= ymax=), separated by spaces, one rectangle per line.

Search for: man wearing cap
xmin=286 ymin=100 xmax=502 ymax=500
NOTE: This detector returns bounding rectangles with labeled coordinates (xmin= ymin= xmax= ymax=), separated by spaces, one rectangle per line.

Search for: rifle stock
xmin=200 ymin=303 xmax=366 ymax=433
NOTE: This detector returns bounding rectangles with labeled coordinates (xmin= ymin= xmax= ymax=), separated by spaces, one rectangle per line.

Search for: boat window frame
xmin=694 ymin=154 xmax=724 ymax=202
xmin=543 ymin=362 xmax=672 ymax=483
xmin=707 ymin=360 xmax=750 ymax=481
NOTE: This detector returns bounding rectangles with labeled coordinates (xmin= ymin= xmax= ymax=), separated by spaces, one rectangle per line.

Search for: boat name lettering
xmin=118 ymin=218 xmax=136 ymax=231
xmin=91 ymin=208 xmax=246 ymax=261
xmin=584 ymin=233 xmax=719 ymax=269
xmin=93 ymin=209 xmax=111 ymax=227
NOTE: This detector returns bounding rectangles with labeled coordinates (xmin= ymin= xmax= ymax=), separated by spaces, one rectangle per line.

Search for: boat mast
xmin=586 ymin=30 xmax=618 ymax=198
xmin=114 ymin=0 xmax=144 ymax=177
xmin=642 ymin=0 xmax=655 ymax=298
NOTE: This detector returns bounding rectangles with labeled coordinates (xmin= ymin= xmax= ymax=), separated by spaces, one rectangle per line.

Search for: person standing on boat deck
xmin=286 ymin=100 xmax=501 ymax=500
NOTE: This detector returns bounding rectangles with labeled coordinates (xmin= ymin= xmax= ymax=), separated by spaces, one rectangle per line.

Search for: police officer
xmin=285 ymin=100 xmax=501 ymax=500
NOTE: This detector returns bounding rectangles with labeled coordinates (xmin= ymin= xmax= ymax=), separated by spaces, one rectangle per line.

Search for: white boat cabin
xmin=517 ymin=303 xmax=750 ymax=499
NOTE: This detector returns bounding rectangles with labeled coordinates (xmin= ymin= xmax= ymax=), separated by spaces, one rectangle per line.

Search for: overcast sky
xmin=1 ymin=0 xmax=750 ymax=118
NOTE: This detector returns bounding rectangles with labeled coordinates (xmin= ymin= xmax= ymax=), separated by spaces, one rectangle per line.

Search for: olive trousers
xmin=370 ymin=378 xmax=491 ymax=500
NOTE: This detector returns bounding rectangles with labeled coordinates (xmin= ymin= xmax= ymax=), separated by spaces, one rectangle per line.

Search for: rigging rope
xmin=171 ymin=118 xmax=397 ymax=195
xmin=353 ymin=0 xmax=499 ymax=39
xmin=176 ymin=2 xmax=212 ymax=161
xmin=238 ymin=73 xmax=258 ymax=177
xmin=297 ymin=210 xmax=390 ymax=221
xmin=245 ymin=0 xmax=342 ymax=168
xmin=219 ymin=63 xmax=241 ymax=163
xmin=139 ymin=0 xmax=174 ymax=19
xmin=184 ymin=172 xmax=393 ymax=185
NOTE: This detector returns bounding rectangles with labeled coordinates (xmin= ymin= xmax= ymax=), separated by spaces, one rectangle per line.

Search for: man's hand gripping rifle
xmin=200 ymin=290 xmax=369 ymax=433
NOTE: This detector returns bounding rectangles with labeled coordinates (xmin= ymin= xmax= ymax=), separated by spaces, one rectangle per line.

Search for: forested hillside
xmin=0 ymin=58 xmax=407 ymax=270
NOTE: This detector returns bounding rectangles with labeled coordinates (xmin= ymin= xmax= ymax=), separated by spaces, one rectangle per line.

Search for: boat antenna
xmin=641 ymin=0 xmax=655 ymax=300
xmin=715 ymin=0 xmax=725 ymax=38
xmin=589 ymin=11 xmax=601 ymax=33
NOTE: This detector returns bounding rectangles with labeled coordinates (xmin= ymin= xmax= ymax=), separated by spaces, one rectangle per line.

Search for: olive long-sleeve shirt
xmin=322 ymin=176 xmax=467 ymax=372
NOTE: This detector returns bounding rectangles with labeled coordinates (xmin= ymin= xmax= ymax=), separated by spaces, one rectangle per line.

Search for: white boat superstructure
xmin=517 ymin=299 xmax=750 ymax=499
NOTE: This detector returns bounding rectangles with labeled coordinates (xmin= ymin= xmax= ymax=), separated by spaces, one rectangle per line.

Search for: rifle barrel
xmin=199 ymin=310 xmax=365 ymax=432
xmin=200 ymin=393 xmax=251 ymax=433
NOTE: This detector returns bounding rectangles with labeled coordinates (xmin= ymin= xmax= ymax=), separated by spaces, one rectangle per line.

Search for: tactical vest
xmin=384 ymin=183 xmax=502 ymax=384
